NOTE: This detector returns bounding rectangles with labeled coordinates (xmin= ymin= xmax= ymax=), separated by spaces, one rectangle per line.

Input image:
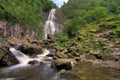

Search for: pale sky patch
xmin=52 ymin=0 xmax=68 ymax=8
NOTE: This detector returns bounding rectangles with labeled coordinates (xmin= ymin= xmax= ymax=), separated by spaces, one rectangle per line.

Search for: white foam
xmin=9 ymin=47 xmax=51 ymax=65
xmin=44 ymin=9 xmax=58 ymax=39
xmin=9 ymin=47 xmax=16 ymax=52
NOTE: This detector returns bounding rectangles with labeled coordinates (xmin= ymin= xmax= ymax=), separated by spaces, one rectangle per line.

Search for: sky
xmin=52 ymin=0 xmax=69 ymax=8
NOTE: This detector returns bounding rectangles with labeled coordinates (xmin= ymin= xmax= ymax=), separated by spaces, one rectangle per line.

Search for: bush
xmin=63 ymin=18 xmax=81 ymax=38
xmin=0 ymin=0 xmax=56 ymax=38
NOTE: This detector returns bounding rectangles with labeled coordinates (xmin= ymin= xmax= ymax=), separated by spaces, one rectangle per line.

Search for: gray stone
xmin=52 ymin=59 xmax=77 ymax=70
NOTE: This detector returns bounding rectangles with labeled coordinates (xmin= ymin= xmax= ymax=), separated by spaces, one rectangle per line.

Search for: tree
xmin=0 ymin=0 xmax=56 ymax=38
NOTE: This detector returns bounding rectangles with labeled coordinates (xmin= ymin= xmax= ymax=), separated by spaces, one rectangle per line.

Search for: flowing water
xmin=0 ymin=48 xmax=120 ymax=80
xmin=0 ymin=47 xmax=56 ymax=80
xmin=44 ymin=9 xmax=58 ymax=39
xmin=0 ymin=8 xmax=120 ymax=80
xmin=60 ymin=62 xmax=120 ymax=80
xmin=9 ymin=47 xmax=52 ymax=64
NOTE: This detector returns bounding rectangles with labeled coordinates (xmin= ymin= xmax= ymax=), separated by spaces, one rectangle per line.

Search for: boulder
xmin=0 ymin=35 xmax=18 ymax=66
xmin=105 ymin=60 xmax=120 ymax=70
xmin=0 ymin=53 xmax=18 ymax=66
xmin=54 ymin=46 xmax=64 ymax=52
xmin=28 ymin=60 xmax=39 ymax=65
xmin=61 ymin=49 xmax=68 ymax=54
xmin=52 ymin=59 xmax=77 ymax=70
xmin=47 ymin=34 xmax=55 ymax=40
xmin=54 ymin=51 xmax=68 ymax=59
xmin=21 ymin=43 xmax=43 ymax=55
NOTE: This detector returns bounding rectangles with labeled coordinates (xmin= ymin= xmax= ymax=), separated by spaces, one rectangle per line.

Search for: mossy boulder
xmin=52 ymin=59 xmax=77 ymax=70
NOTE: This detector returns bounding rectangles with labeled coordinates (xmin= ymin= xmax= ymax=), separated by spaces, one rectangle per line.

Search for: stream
xmin=0 ymin=47 xmax=120 ymax=80
xmin=0 ymin=62 xmax=120 ymax=80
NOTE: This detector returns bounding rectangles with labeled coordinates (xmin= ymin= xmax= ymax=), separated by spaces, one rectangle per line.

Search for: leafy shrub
xmin=0 ymin=0 xmax=56 ymax=38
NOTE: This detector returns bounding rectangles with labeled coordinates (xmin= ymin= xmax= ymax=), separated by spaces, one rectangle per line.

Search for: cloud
xmin=52 ymin=0 xmax=68 ymax=8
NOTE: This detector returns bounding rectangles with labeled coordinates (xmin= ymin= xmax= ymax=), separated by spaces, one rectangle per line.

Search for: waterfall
xmin=44 ymin=9 xmax=57 ymax=39
xmin=9 ymin=47 xmax=51 ymax=64
xmin=9 ymin=47 xmax=30 ymax=64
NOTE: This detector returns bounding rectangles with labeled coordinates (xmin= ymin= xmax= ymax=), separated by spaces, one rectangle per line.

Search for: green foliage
xmin=55 ymin=33 xmax=68 ymax=43
xmin=42 ymin=0 xmax=56 ymax=12
xmin=61 ymin=0 xmax=120 ymax=38
xmin=85 ymin=7 xmax=108 ymax=23
xmin=55 ymin=33 xmax=68 ymax=47
xmin=0 ymin=0 xmax=56 ymax=38
xmin=0 ymin=0 xmax=42 ymax=25
xmin=63 ymin=18 xmax=81 ymax=37
xmin=54 ymin=0 xmax=120 ymax=56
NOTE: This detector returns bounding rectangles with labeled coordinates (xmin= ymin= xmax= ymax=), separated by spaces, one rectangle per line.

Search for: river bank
xmin=0 ymin=12 xmax=120 ymax=80
xmin=0 ymin=24 xmax=120 ymax=72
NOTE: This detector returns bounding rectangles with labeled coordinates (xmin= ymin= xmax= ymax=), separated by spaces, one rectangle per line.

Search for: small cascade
xmin=9 ymin=47 xmax=51 ymax=65
xmin=37 ymin=49 xmax=49 ymax=57
xmin=44 ymin=9 xmax=57 ymax=39
xmin=9 ymin=47 xmax=30 ymax=64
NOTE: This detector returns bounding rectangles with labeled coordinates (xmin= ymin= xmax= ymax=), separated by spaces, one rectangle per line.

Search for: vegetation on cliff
xmin=61 ymin=0 xmax=120 ymax=37
xmin=0 ymin=0 xmax=56 ymax=38
xmin=53 ymin=0 xmax=120 ymax=58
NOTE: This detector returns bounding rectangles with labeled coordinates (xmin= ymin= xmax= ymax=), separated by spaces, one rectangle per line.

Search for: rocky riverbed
xmin=0 ymin=30 xmax=120 ymax=72
xmin=0 ymin=21 xmax=120 ymax=80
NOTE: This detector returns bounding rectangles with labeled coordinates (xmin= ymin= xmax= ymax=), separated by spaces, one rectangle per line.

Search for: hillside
xmin=47 ymin=0 xmax=120 ymax=71
xmin=0 ymin=0 xmax=56 ymax=38
xmin=0 ymin=0 xmax=120 ymax=79
xmin=0 ymin=0 xmax=56 ymax=66
xmin=61 ymin=0 xmax=120 ymax=38
xmin=49 ymin=14 xmax=120 ymax=70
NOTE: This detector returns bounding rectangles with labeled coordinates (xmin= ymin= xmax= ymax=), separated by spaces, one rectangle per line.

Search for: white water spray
xmin=9 ymin=47 xmax=51 ymax=65
xmin=44 ymin=9 xmax=57 ymax=39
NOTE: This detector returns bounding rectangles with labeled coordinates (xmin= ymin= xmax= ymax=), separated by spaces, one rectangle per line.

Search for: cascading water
xmin=9 ymin=47 xmax=51 ymax=64
xmin=44 ymin=9 xmax=57 ymax=39
xmin=9 ymin=47 xmax=30 ymax=64
xmin=0 ymin=48 xmax=120 ymax=80
xmin=0 ymin=47 xmax=57 ymax=80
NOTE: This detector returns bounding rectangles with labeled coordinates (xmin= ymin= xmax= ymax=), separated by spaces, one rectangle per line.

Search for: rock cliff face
xmin=0 ymin=20 xmax=43 ymax=66
xmin=0 ymin=20 xmax=37 ymax=39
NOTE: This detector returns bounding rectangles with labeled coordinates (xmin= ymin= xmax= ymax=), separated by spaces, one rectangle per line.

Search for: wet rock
xmin=8 ymin=38 xmax=43 ymax=55
xmin=102 ymin=54 xmax=120 ymax=61
xmin=77 ymin=36 xmax=84 ymax=41
xmin=105 ymin=60 xmax=120 ymax=70
xmin=76 ymin=43 xmax=82 ymax=51
xmin=67 ymin=54 xmax=75 ymax=58
xmin=72 ymin=52 xmax=80 ymax=57
xmin=52 ymin=59 xmax=77 ymax=70
xmin=100 ymin=62 xmax=109 ymax=68
xmin=48 ymin=47 xmax=57 ymax=57
xmin=43 ymin=39 xmax=53 ymax=45
xmin=54 ymin=51 xmax=68 ymax=59
xmin=103 ymin=31 xmax=114 ymax=39
xmin=20 ymin=42 xmax=43 ymax=55
xmin=93 ymin=54 xmax=102 ymax=59
xmin=56 ymin=69 xmax=66 ymax=76
xmin=0 ymin=53 xmax=18 ymax=66
xmin=28 ymin=60 xmax=39 ymax=65
xmin=85 ymin=54 xmax=96 ymax=60
xmin=47 ymin=34 xmax=55 ymax=40
xmin=54 ymin=46 xmax=64 ymax=52
xmin=52 ymin=69 xmax=66 ymax=79
xmin=30 ymin=54 xmax=38 ymax=58
xmin=0 ymin=35 xmax=19 ymax=66
xmin=61 ymin=49 xmax=68 ymax=54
